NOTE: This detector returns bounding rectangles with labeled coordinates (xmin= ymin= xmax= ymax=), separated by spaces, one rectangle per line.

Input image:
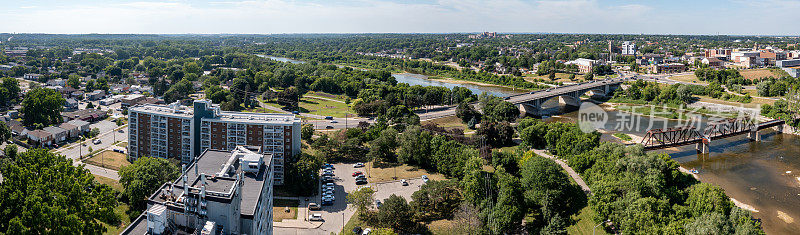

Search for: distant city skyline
xmin=1 ymin=0 xmax=799 ymax=35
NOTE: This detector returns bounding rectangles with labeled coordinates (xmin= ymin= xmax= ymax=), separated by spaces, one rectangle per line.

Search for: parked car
xmin=401 ymin=179 xmax=408 ymax=186
xmin=92 ymin=139 xmax=101 ymax=144
xmin=352 ymin=226 xmax=363 ymax=235
xmin=352 ymin=171 xmax=363 ymax=177
xmin=309 ymin=213 xmax=323 ymax=221
xmin=308 ymin=203 xmax=320 ymax=210
xmin=322 ymin=195 xmax=335 ymax=201
xmin=353 ymin=162 xmax=365 ymax=168
xmin=322 ymin=171 xmax=334 ymax=177
xmin=362 ymin=228 xmax=372 ymax=235
xmin=322 ymin=176 xmax=334 ymax=183
xmin=356 ymin=178 xmax=368 ymax=185
xmin=292 ymin=111 xmax=300 ymax=114
xmin=324 ymin=182 xmax=334 ymax=188
xmin=375 ymin=200 xmax=382 ymax=208
xmin=321 ymin=199 xmax=334 ymax=206
xmin=323 ymin=191 xmax=334 ymax=197
xmin=421 ymin=175 xmax=429 ymax=183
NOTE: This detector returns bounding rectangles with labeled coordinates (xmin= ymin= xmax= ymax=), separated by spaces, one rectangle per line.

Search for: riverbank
xmin=427 ymin=76 xmax=532 ymax=93
xmin=608 ymin=102 xmax=739 ymax=121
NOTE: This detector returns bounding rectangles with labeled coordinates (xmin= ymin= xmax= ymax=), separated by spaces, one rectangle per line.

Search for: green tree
xmin=284 ymin=153 xmax=323 ymax=196
xmin=367 ymin=127 xmax=399 ymax=163
xmin=301 ymin=124 xmax=315 ymax=141
xmin=410 ymin=180 xmax=462 ymax=220
xmin=21 ymin=87 xmax=66 ymax=127
xmin=397 ymin=125 xmax=432 ymax=166
xmin=118 ymin=157 xmax=179 ymax=209
xmin=376 ymin=194 xmax=415 ymax=232
xmin=0 ymin=149 xmax=117 ymax=234
xmin=0 ymin=121 xmax=11 ymax=143
xmin=347 ymin=187 xmax=375 ymax=215
xmin=67 ymin=75 xmax=81 ymax=88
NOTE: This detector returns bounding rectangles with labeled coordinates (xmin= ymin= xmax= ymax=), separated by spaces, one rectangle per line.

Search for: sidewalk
xmin=532 ymin=149 xmax=592 ymax=195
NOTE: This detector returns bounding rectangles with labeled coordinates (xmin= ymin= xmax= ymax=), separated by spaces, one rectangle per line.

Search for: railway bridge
xmin=640 ymin=118 xmax=786 ymax=153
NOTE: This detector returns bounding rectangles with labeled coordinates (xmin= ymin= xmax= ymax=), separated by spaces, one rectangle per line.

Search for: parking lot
xmin=275 ymin=163 xmax=427 ymax=235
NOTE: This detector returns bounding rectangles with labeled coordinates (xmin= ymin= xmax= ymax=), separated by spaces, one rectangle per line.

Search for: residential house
xmin=61 ymin=108 xmax=107 ymax=122
xmin=64 ymin=98 xmax=79 ymax=111
xmin=7 ymin=120 xmax=26 ymax=136
xmin=47 ymin=79 xmax=66 ymax=87
xmin=27 ymin=130 xmax=53 ymax=146
xmin=59 ymin=86 xmax=78 ymax=97
xmin=23 ymin=74 xmax=41 ymax=81
xmin=71 ymin=90 xmax=85 ymax=99
xmin=43 ymin=126 xmax=67 ymax=143
xmin=85 ymin=90 xmax=106 ymax=101
xmin=67 ymin=119 xmax=91 ymax=133
xmin=59 ymin=122 xmax=80 ymax=138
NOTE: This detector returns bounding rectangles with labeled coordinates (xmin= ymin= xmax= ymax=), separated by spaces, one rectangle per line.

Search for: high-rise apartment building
xmin=128 ymin=100 xmax=301 ymax=185
xmin=622 ymin=41 xmax=636 ymax=55
xmin=121 ymin=146 xmax=274 ymax=235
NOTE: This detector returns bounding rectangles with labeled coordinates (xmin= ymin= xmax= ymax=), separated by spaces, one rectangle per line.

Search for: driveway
xmin=54 ymin=125 xmax=128 ymax=180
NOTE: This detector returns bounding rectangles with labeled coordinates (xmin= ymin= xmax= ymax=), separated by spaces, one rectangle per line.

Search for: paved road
xmin=54 ymin=124 xmax=128 ymax=180
xmin=533 ymin=149 xmax=591 ymax=195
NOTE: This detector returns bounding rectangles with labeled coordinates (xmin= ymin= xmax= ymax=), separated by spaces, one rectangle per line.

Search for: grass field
xmin=365 ymin=162 xmax=447 ymax=183
xmin=101 ymin=203 xmax=133 ymax=235
xmin=273 ymin=199 xmax=299 ymax=222
xmin=566 ymin=206 xmax=609 ymax=235
xmin=94 ymin=175 xmax=123 ymax=191
xmin=85 ymin=150 xmax=130 ymax=171
xmin=669 ymin=74 xmax=708 ymax=85
xmin=422 ymin=116 xmax=469 ymax=130
xmin=300 ymin=96 xmax=355 ymax=118
xmin=116 ymin=142 xmax=128 ymax=148
xmin=740 ymin=68 xmax=782 ymax=80
xmin=612 ymin=132 xmax=632 ymax=141
xmin=696 ymin=95 xmax=775 ymax=108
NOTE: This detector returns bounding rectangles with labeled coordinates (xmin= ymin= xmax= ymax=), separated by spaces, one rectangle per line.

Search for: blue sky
xmin=0 ymin=0 xmax=798 ymax=35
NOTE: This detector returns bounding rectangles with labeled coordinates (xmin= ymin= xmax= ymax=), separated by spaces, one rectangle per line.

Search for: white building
xmin=622 ymin=41 xmax=636 ymax=55
xmin=121 ymin=146 xmax=274 ymax=235
xmin=565 ymin=58 xmax=598 ymax=74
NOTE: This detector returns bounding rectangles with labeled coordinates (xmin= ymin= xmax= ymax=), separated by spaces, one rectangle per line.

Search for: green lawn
xmin=341 ymin=214 xmax=368 ymax=235
xmin=299 ymin=96 xmax=355 ymax=118
xmin=566 ymin=206 xmax=608 ymax=235
xmin=612 ymin=132 xmax=632 ymax=141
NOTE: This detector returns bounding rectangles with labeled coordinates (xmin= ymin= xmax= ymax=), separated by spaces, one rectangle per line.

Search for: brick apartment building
xmin=128 ymin=100 xmax=301 ymax=185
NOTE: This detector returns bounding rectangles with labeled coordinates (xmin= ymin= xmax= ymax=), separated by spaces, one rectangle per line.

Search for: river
xmin=549 ymin=104 xmax=800 ymax=235
xmin=257 ymin=55 xmax=521 ymax=97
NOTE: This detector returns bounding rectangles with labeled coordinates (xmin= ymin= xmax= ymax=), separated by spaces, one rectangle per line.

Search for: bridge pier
xmin=775 ymin=125 xmax=785 ymax=134
xmin=696 ymin=142 xmax=710 ymax=154
xmin=747 ymin=130 xmax=761 ymax=141
xmin=518 ymin=103 xmax=541 ymax=117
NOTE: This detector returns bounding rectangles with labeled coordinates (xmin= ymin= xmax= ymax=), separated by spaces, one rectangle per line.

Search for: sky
xmin=0 ymin=0 xmax=798 ymax=35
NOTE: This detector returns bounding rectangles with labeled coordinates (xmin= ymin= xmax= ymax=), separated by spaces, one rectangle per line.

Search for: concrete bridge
xmin=507 ymin=77 xmax=632 ymax=116
xmin=641 ymin=118 xmax=786 ymax=153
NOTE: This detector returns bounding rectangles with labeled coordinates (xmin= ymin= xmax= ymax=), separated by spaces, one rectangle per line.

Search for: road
xmin=533 ymin=149 xmax=591 ymax=195
xmin=54 ymin=122 xmax=128 ymax=180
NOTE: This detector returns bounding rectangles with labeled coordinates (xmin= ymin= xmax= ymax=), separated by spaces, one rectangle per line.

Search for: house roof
xmin=59 ymin=122 xmax=78 ymax=131
xmin=28 ymin=130 xmax=52 ymax=139
xmin=67 ymin=119 xmax=90 ymax=127
xmin=43 ymin=126 xmax=66 ymax=135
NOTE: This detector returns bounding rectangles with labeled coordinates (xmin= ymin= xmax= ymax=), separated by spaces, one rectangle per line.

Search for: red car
xmin=352 ymin=171 xmax=364 ymax=177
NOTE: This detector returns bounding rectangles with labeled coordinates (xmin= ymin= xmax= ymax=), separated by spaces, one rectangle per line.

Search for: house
xmin=59 ymin=122 xmax=80 ymax=138
xmin=23 ymin=74 xmax=41 ymax=81
xmin=7 ymin=120 xmax=26 ymax=136
xmin=702 ymin=57 xmax=723 ymax=68
xmin=85 ymin=90 xmax=106 ymax=101
xmin=43 ymin=126 xmax=67 ymax=143
xmin=61 ymin=108 xmax=107 ymax=122
xmin=64 ymin=98 xmax=79 ymax=111
xmin=651 ymin=63 xmax=687 ymax=74
xmin=67 ymin=119 xmax=91 ymax=133
xmin=27 ymin=130 xmax=54 ymax=146
xmin=47 ymin=79 xmax=66 ymax=87
xmin=59 ymin=86 xmax=78 ymax=97
xmin=120 ymin=94 xmax=145 ymax=108
xmin=564 ymin=58 xmax=598 ymax=74
xmin=71 ymin=90 xmax=85 ymax=99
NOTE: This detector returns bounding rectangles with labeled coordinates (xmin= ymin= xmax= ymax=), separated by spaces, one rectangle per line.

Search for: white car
xmin=92 ymin=139 xmax=101 ymax=145
xmin=401 ymin=179 xmax=408 ymax=186
xmin=309 ymin=213 xmax=323 ymax=221
xmin=421 ymin=175 xmax=429 ymax=183
xmin=353 ymin=162 xmax=365 ymax=168
xmin=362 ymin=228 xmax=372 ymax=235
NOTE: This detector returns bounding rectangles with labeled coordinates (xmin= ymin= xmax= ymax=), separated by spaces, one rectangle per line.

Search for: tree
xmin=367 ymin=128 xmax=399 ymax=163
xmin=0 ymin=149 xmax=117 ymax=234
xmin=67 ymin=75 xmax=81 ymax=88
xmin=347 ymin=187 xmax=375 ymax=215
xmin=283 ymin=153 xmax=323 ymax=196
xmin=376 ymin=194 xmax=415 ymax=232
xmin=86 ymin=102 xmax=95 ymax=109
xmin=455 ymin=102 xmax=481 ymax=124
xmin=476 ymin=121 xmax=514 ymax=148
xmin=411 ymin=180 xmax=462 ymax=220
xmin=0 ymin=121 xmax=11 ymax=143
xmin=397 ymin=125 xmax=432 ymax=166
xmin=21 ymin=87 xmax=66 ymax=127
xmin=301 ymin=124 xmax=315 ymax=141
xmin=118 ymin=157 xmax=179 ymax=209
xmin=584 ymin=72 xmax=594 ymax=80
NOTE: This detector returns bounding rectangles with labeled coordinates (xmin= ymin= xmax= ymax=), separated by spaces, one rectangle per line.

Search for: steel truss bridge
xmin=641 ymin=118 xmax=785 ymax=152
